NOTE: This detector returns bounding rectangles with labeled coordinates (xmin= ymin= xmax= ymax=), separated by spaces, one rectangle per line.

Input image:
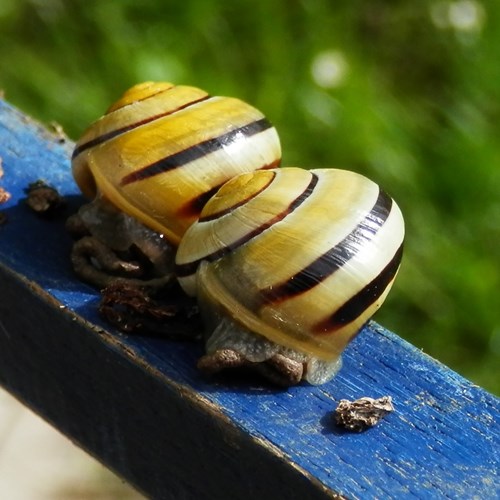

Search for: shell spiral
xmin=175 ymin=167 xmax=405 ymax=361
xmin=71 ymin=82 xmax=282 ymax=245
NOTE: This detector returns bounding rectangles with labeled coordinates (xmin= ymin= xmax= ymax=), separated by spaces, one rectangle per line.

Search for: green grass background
xmin=1 ymin=0 xmax=498 ymax=393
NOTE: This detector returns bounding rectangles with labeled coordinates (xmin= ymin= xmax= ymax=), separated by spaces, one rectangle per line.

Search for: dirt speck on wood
xmin=0 ymin=157 xmax=10 ymax=224
xmin=24 ymin=180 xmax=66 ymax=215
xmin=99 ymin=281 xmax=202 ymax=341
xmin=334 ymin=396 xmax=394 ymax=432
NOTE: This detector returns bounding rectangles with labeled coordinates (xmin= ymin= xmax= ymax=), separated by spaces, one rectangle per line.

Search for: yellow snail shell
xmin=175 ymin=167 xmax=405 ymax=384
xmin=71 ymin=81 xmax=281 ymax=245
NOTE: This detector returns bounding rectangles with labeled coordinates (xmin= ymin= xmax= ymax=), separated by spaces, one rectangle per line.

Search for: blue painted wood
xmin=0 ymin=99 xmax=498 ymax=499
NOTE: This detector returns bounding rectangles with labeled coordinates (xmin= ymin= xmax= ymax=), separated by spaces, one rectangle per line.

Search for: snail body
xmin=175 ymin=167 xmax=404 ymax=384
xmin=69 ymin=82 xmax=281 ymax=287
xmin=72 ymin=81 xmax=281 ymax=245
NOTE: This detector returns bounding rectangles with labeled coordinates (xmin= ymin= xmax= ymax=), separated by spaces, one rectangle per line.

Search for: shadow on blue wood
xmin=0 ymin=99 xmax=498 ymax=499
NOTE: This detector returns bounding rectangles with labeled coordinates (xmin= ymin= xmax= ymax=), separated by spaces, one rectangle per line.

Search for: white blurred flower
xmin=449 ymin=0 xmax=485 ymax=31
xmin=430 ymin=0 xmax=486 ymax=33
xmin=310 ymin=50 xmax=348 ymax=89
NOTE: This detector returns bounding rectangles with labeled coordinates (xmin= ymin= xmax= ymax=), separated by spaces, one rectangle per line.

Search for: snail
xmin=175 ymin=167 xmax=405 ymax=385
xmin=67 ymin=82 xmax=404 ymax=387
xmin=68 ymin=81 xmax=281 ymax=288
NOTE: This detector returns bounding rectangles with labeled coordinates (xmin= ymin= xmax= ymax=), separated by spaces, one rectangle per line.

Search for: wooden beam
xmin=0 ymin=99 xmax=498 ymax=499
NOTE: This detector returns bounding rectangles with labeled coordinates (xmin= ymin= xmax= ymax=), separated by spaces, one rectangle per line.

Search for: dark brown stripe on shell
xmin=120 ymin=118 xmax=273 ymax=186
xmin=106 ymin=84 xmax=176 ymax=113
xmin=197 ymin=167 xmax=278 ymax=222
xmin=313 ymin=243 xmax=404 ymax=334
xmin=260 ymin=189 xmax=393 ymax=304
xmin=72 ymin=94 xmax=211 ymax=159
xmin=175 ymin=173 xmax=319 ymax=278
xmin=178 ymin=185 xmax=222 ymax=220
xmin=178 ymin=160 xmax=280 ymax=220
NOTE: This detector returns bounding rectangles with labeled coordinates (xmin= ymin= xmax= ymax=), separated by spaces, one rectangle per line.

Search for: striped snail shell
xmin=71 ymin=81 xmax=281 ymax=245
xmin=175 ymin=167 xmax=405 ymax=384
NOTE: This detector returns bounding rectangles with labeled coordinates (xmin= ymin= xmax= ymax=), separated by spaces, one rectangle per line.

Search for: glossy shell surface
xmin=72 ymin=82 xmax=281 ymax=245
xmin=176 ymin=167 xmax=405 ymax=360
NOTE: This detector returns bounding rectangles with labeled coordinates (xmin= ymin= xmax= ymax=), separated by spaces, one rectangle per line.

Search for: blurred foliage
xmin=0 ymin=0 xmax=498 ymax=393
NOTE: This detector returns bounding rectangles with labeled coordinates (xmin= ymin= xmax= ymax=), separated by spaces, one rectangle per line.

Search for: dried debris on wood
xmin=99 ymin=281 xmax=202 ymax=341
xmin=0 ymin=157 xmax=10 ymax=224
xmin=24 ymin=180 xmax=66 ymax=215
xmin=48 ymin=121 xmax=69 ymax=144
xmin=0 ymin=187 xmax=10 ymax=205
xmin=334 ymin=396 xmax=394 ymax=432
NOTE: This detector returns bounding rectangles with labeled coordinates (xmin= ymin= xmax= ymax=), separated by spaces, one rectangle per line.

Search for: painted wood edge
xmin=0 ymin=261 xmax=342 ymax=499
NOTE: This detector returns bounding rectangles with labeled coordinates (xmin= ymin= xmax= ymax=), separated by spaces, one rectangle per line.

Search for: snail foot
xmin=197 ymin=349 xmax=304 ymax=387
